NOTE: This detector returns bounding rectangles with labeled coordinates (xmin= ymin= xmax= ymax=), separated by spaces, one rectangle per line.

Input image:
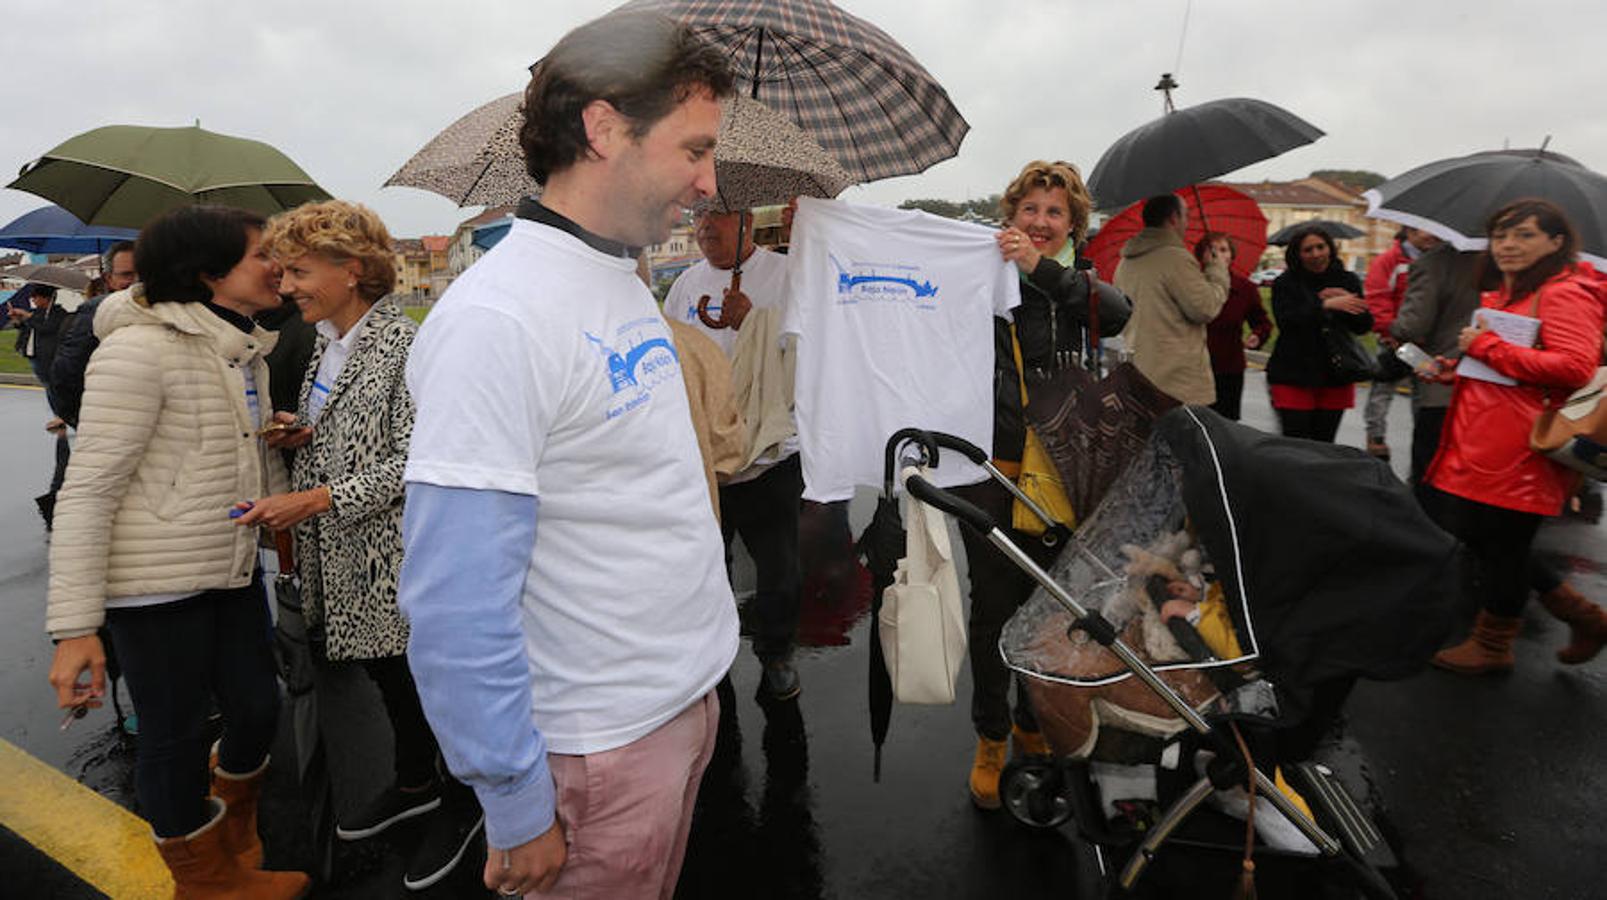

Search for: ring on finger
xmin=499 ymin=889 xmax=522 ymax=898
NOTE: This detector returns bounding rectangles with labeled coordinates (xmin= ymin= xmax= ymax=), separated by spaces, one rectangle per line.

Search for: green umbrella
xmin=8 ymin=124 xmax=330 ymax=228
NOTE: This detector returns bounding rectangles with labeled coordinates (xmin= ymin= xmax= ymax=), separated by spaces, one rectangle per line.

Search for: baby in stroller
xmin=903 ymin=407 xmax=1459 ymax=898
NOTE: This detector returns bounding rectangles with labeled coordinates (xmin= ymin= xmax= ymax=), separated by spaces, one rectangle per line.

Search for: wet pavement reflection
xmin=3 ymin=380 xmax=1605 ymax=899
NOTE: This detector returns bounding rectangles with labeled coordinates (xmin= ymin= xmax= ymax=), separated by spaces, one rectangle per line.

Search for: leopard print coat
xmin=291 ymin=300 xmax=417 ymax=661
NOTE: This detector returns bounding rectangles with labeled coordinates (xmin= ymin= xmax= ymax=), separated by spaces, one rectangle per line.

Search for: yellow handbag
xmin=1010 ymin=326 xmax=1077 ymax=535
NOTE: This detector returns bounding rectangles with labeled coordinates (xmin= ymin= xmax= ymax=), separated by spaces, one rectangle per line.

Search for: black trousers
xmin=720 ymin=455 xmax=803 ymax=662
xmin=106 ymin=579 xmax=281 ymax=837
xmin=952 ymin=479 xmax=1061 ymax=741
xmin=1409 ymin=405 xmax=1449 ymax=487
xmin=1276 ymin=407 xmax=1344 ymax=443
xmin=1421 ymin=487 xmax=1543 ymax=617
xmin=1209 ymin=371 xmax=1245 ymax=421
xmin=359 ymin=655 xmax=447 ymax=790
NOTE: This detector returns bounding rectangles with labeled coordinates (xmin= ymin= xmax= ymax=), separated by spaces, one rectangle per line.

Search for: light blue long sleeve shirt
xmin=397 ymin=482 xmax=553 ymax=849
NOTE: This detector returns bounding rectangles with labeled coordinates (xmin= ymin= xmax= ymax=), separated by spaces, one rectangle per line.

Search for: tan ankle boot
xmin=212 ymin=756 xmax=270 ymax=868
xmin=1011 ymin=724 xmax=1052 ymax=759
xmin=968 ymin=736 xmax=1008 ymax=809
xmin=1537 ymin=583 xmax=1607 ymax=664
xmin=156 ymin=799 xmax=310 ymax=899
xmin=1431 ymin=611 xmax=1522 ymax=675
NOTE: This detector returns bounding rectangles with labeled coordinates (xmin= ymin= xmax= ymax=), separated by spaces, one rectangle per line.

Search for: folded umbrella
xmin=1267 ymin=219 xmax=1364 ymax=246
xmin=1089 ymin=91 xmax=1323 ymax=212
xmin=1086 ymin=184 xmax=1267 ymax=281
xmin=1363 ymin=147 xmax=1607 ymax=266
xmin=9 ymin=124 xmax=330 ymax=228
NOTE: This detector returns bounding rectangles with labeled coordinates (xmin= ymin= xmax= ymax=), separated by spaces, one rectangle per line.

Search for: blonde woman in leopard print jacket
xmin=241 ymin=202 xmax=479 ymax=876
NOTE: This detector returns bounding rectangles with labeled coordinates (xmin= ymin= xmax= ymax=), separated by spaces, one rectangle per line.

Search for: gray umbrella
xmin=1089 ymin=92 xmax=1324 ymax=211
xmin=0 ymin=263 xmax=92 ymax=292
xmin=385 ymin=93 xmax=851 ymax=211
xmin=612 ymin=0 xmax=969 ymax=183
xmin=1363 ymin=147 xmax=1607 ymax=266
xmin=1268 ymin=219 xmax=1365 ymax=246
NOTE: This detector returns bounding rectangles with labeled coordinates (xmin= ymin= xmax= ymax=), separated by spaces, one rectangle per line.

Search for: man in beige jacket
xmin=1114 ymin=194 xmax=1230 ymax=405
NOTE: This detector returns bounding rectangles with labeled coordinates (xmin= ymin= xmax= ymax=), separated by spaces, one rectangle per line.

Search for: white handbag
xmin=879 ymin=466 xmax=969 ymax=704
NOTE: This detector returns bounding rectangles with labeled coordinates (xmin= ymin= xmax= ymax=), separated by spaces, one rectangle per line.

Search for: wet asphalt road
xmin=2 ymin=377 xmax=1605 ymax=899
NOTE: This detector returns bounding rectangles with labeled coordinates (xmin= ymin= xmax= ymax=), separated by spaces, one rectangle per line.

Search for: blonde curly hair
xmin=999 ymin=160 xmax=1093 ymax=245
xmin=263 ymin=200 xmax=396 ymax=302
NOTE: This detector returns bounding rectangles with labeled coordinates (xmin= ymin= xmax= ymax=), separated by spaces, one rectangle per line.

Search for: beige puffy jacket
xmin=47 ymin=288 xmax=287 ymax=638
xmin=1114 ymin=227 xmax=1230 ymax=405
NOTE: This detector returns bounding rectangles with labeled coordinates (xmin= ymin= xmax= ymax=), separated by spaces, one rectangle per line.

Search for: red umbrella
xmin=1086 ymin=184 xmax=1267 ymax=282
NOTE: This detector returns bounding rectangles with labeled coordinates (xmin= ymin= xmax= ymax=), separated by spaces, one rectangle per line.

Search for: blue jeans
xmin=106 ymin=578 xmax=281 ymax=837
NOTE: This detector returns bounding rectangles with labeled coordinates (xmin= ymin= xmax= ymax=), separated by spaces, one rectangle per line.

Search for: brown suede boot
xmin=968 ymin=736 xmax=1008 ymax=809
xmin=1537 ymin=583 xmax=1607 ymax=664
xmin=1011 ymin=723 xmax=1053 ymax=759
xmin=212 ymin=756 xmax=270 ymax=868
xmin=156 ymin=798 xmax=310 ymax=899
xmin=1431 ymin=611 xmax=1522 ymax=675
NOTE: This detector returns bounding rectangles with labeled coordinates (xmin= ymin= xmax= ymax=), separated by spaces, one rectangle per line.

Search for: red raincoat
xmin=1363 ymin=240 xmax=1414 ymax=336
xmin=1426 ymin=263 xmax=1607 ymax=516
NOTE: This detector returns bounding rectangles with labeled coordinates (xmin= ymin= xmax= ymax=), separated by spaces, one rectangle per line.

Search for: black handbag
xmin=1322 ymin=324 xmax=1380 ymax=383
xmin=1373 ymin=345 xmax=1412 ymax=382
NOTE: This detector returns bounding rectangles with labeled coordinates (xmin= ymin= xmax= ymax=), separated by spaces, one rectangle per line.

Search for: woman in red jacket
xmin=1424 ymin=198 xmax=1607 ymax=673
xmin=1198 ymin=232 xmax=1274 ymax=420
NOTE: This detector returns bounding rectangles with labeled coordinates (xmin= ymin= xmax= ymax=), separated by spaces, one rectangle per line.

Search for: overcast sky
xmin=4 ymin=0 xmax=1602 ymax=239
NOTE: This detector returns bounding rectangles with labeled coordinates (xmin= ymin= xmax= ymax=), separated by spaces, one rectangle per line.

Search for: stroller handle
xmin=905 ymin=474 xmax=996 ymax=534
xmin=925 ymin=432 xmax=989 ymax=465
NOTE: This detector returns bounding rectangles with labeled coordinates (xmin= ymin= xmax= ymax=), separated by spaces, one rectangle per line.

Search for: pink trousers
xmin=529 ymin=690 xmax=719 ymax=900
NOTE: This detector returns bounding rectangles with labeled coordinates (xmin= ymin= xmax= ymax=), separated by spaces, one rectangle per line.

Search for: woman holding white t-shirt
xmin=957 ymin=160 xmax=1131 ymax=810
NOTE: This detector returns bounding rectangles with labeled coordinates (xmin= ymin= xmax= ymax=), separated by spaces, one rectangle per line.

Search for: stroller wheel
xmin=1001 ymin=759 xmax=1073 ymax=829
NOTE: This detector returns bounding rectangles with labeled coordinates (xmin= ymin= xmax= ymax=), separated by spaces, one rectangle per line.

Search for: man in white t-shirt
xmin=666 ymin=209 xmax=804 ymax=700
xmin=396 ymin=14 xmax=739 ymax=898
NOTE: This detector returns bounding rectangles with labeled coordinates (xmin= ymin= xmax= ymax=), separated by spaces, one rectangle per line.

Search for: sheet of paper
xmin=1455 ymin=308 xmax=1541 ymax=386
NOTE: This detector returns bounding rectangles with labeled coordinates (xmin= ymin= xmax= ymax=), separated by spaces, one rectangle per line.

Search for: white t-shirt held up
xmin=783 ymin=197 xmax=1020 ymax=501
xmin=404 ymin=218 xmax=739 ymax=755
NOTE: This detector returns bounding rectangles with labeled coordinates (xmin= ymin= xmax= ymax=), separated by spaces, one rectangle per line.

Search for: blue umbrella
xmin=0 ymin=205 xmax=138 ymax=254
xmin=472 ymin=219 xmax=511 ymax=251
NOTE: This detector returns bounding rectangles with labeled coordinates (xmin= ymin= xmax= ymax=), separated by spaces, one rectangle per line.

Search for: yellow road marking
xmin=0 ymin=383 xmax=44 ymax=391
xmin=0 ymin=739 xmax=172 ymax=898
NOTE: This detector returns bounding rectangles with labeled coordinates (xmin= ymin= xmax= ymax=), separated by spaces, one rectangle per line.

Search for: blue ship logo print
xmin=830 ymin=253 xmax=939 ymax=306
xmin=584 ymin=331 xmax=680 ymax=394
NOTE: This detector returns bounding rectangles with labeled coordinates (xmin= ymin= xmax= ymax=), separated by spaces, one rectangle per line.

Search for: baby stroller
xmin=894 ymin=407 xmax=1458 ymax=898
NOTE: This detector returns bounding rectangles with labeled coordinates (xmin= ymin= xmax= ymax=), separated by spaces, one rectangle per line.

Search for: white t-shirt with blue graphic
xmin=783 ymin=197 xmax=1021 ymax=502
xmin=663 ymin=245 xmax=790 ymax=358
xmin=404 ymin=218 xmax=739 ymax=756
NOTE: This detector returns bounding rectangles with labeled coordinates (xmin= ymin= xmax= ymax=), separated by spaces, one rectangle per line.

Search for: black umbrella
xmin=1088 ymin=79 xmax=1323 ymax=211
xmin=269 ymin=532 xmax=337 ymax=881
xmin=1267 ymin=219 xmax=1365 ymax=246
xmin=857 ymin=430 xmax=940 ymax=780
xmin=1363 ymin=146 xmax=1607 ymax=266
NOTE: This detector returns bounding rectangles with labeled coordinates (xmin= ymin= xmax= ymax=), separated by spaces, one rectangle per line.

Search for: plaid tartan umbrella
xmin=612 ymin=0 xmax=969 ymax=183
xmin=385 ymin=92 xmax=852 ymax=211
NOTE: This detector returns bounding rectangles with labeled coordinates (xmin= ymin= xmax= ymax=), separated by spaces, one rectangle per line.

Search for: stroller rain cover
xmin=1003 ymin=406 xmax=1460 ymax=720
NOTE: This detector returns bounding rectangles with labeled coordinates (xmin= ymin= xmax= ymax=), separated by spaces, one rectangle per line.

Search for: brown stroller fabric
xmin=1022 ymin=361 xmax=1179 ymax=519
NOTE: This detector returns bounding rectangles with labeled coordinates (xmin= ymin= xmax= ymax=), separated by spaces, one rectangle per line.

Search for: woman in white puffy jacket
xmin=44 ymin=205 xmax=309 ymax=897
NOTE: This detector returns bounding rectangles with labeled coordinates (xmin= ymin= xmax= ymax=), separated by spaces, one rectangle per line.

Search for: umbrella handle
xmin=882 ymin=429 xmax=941 ymax=496
xmin=273 ymin=530 xmax=295 ymax=575
xmin=695 ymin=294 xmax=728 ymax=330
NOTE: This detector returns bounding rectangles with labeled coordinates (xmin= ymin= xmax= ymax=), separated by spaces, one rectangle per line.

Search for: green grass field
xmin=0 ymin=342 xmax=30 ymax=375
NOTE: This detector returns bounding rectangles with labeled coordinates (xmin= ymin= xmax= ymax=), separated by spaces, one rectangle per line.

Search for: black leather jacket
xmin=991 ymin=255 xmax=1132 ymax=464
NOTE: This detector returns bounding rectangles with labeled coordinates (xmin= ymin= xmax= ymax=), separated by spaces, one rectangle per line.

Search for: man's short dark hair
xmin=102 ymin=240 xmax=135 ymax=270
xmin=135 ymin=205 xmax=266 ymax=303
xmin=519 ymin=13 xmax=735 ymax=184
xmin=1141 ymin=194 xmax=1184 ymax=228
